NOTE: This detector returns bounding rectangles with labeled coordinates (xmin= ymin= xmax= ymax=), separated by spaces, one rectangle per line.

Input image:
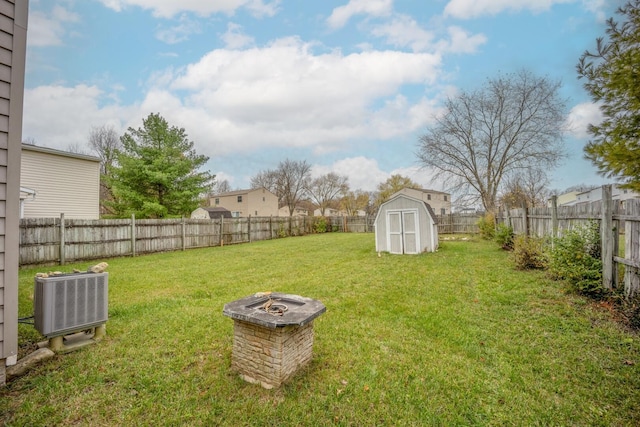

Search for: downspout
xmin=19 ymin=187 xmax=36 ymax=218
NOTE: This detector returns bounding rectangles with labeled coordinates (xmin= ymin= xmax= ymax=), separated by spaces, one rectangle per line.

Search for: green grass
xmin=2 ymin=233 xmax=640 ymax=426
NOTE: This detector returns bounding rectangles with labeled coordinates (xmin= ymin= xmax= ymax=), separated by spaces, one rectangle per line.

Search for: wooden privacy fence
xmin=497 ymin=185 xmax=639 ymax=298
xmin=19 ymin=214 xmax=376 ymax=267
xmin=435 ymin=214 xmax=481 ymax=234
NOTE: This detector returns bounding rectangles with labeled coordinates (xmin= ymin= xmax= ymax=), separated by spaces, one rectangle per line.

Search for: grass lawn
xmin=2 ymin=233 xmax=639 ymax=426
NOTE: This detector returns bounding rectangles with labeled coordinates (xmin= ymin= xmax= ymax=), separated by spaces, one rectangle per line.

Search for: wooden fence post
xmin=269 ymin=215 xmax=273 ymax=239
xmin=59 ymin=213 xmax=65 ymax=265
xmin=131 ymin=214 xmax=136 ymax=257
xmin=601 ymin=185 xmax=614 ymax=290
xmin=551 ymin=196 xmax=558 ymax=239
xmin=248 ymin=215 xmax=252 ymax=243
xmin=182 ymin=217 xmax=186 ymax=251
xmin=625 ymin=199 xmax=640 ymax=298
xmin=522 ymin=203 xmax=529 ymax=237
xmin=219 ymin=216 xmax=224 ymax=246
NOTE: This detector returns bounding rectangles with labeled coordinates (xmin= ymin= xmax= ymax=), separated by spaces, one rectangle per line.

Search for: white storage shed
xmin=374 ymin=194 xmax=439 ymax=254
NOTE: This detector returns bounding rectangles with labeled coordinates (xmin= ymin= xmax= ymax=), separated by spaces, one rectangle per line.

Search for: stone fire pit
xmin=223 ymin=292 xmax=326 ymax=389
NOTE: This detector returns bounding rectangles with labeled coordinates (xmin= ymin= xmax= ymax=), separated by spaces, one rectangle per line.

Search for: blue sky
xmin=24 ymin=0 xmax=618 ymax=196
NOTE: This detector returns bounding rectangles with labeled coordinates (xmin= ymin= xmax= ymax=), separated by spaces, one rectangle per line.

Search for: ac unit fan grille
xmin=34 ymin=273 xmax=108 ymax=337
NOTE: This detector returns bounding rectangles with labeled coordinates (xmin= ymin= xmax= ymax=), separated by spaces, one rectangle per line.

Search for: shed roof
xmin=200 ymin=207 xmax=232 ymax=218
xmin=379 ymin=193 xmax=438 ymax=224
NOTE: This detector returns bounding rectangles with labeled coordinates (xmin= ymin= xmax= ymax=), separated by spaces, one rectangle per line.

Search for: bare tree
xmin=88 ymin=125 xmax=122 ymax=215
xmin=307 ymin=172 xmax=349 ymax=216
xmin=416 ymin=70 xmax=567 ymax=214
xmin=251 ymin=159 xmax=311 ymax=216
xmin=340 ymin=190 xmax=372 ymax=216
xmin=212 ymin=179 xmax=232 ymax=195
xmin=67 ymin=142 xmax=91 ymax=155
xmin=250 ymin=169 xmax=279 ymax=194
xmin=501 ymin=169 xmax=550 ymax=209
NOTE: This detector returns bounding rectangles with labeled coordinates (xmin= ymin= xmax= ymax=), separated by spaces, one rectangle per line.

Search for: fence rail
xmin=497 ymin=185 xmax=639 ymax=298
xmin=19 ymin=215 xmax=380 ymax=267
xmin=20 ymin=212 xmax=487 ymax=267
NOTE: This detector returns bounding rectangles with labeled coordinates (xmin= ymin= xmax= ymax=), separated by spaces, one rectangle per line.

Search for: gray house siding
xmin=1 ymin=0 xmax=28 ymax=386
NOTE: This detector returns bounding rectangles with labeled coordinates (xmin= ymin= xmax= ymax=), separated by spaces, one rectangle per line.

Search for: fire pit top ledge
xmin=223 ymin=292 xmax=326 ymax=329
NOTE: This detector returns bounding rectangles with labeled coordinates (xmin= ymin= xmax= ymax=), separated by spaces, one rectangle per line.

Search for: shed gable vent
xmin=34 ymin=273 xmax=108 ymax=337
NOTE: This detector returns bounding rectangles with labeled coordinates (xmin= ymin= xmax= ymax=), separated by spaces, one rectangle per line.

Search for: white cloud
xmin=581 ymin=0 xmax=608 ymax=21
xmin=391 ymin=165 xmax=443 ymax=190
xmin=155 ymin=14 xmax=202 ymax=44
xmin=22 ymin=84 xmax=134 ymax=148
xmin=327 ymin=0 xmax=393 ymax=29
xmin=443 ymin=0 xmax=573 ymax=19
xmin=370 ymin=14 xmax=435 ymax=52
xmin=28 ymin=5 xmax=80 ymax=47
xmin=98 ymin=0 xmax=280 ymax=18
xmin=566 ymin=102 xmax=603 ymax=139
xmin=221 ymin=23 xmax=255 ymax=49
xmin=370 ymin=15 xmax=486 ymax=55
xmin=313 ymin=157 xmax=389 ymax=192
xmin=440 ymin=26 xmax=487 ymax=54
xmin=23 ymin=38 xmax=443 ymax=185
xmin=153 ymin=37 xmax=441 ymax=157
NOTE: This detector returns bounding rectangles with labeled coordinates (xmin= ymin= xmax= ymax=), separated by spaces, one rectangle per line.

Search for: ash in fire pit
xmin=223 ymin=292 xmax=326 ymax=388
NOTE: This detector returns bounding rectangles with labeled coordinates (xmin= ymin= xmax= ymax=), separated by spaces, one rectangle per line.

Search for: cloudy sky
xmin=24 ymin=0 xmax=616 ymax=194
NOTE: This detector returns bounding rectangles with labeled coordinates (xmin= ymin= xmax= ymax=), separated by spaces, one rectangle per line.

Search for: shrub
xmin=477 ymin=213 xmax=496 ymax=239
xmin=513 ymin=235 xmax=547 ymax=270
xmin=548 ymin=222 xmax=603 ymax=297
xmin=314 ymin=217 xmax=328 ymax=233
xmin=495 ymin=223 xmax=514 ymax=250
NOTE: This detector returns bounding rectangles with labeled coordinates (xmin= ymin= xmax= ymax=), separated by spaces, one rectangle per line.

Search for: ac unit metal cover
xmin=34 ymin=272 xmax=108 ymax=337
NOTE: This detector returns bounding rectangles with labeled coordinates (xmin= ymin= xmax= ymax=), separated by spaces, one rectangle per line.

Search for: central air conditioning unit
xmin=34 ymin=272 xmax=108 ymax=337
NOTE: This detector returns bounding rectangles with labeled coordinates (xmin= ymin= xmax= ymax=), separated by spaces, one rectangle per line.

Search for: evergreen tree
xmin=578 ymin=1 xmax=640 ymax=190
xmin=108 ymin=113 xmax=213 ymax=218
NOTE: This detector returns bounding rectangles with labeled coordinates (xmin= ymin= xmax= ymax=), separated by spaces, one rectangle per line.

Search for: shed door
xmin=402 ymin=210 xmax=418 ymax=254
xmin=386 ymin=210 xmax=419 ymax=254
xmin=387 ymin=211 xmax=403 ymax=254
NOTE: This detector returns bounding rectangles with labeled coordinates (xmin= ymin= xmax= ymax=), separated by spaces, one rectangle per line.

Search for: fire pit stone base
xmin=231 ymin=319 xmax=314 ymax=389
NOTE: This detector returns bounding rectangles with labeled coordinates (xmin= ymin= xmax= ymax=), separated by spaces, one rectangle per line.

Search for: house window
xmin=237 ymin=195 xmax=243 ymax=203
xmin=255 ymin=211 xmax=258 ymax=216
xmin=427 ymin=194 xmax=431 ymax=200
xmin=215 ymin=198 xmax=219 ymax=205
xmin=232 ymin=211 xmax=241 ymax=218
xmin=444 ymin=195 xmax=448 ymax=201
xmin=441 ymin=208 xmax=446 ymax=215
xmin=263 ymin=197 xmax=265 ymax=202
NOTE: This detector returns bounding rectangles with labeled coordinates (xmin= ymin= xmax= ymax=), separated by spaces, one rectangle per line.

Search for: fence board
xmin=19 ymin=215 xmax=374 ymax=266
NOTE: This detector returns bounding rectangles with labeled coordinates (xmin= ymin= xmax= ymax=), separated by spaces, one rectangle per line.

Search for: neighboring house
xmin=190 ymin=206 xmax=232 ymax=219
xmin=210 ymin=188 xmax=279 ymax=217
xmin=374 ymin=193 xmax=439 ymax=254
xmin=2 ymin=0 xmax=29 ymax=386
xmin=20 ymin=144 xmax=100 ymax=219
xmin=278 ymin=205 xmax=308 ymax=217
xmin=553 ymin=191 xmax=580 ymax=207
xmin=559 ymin=185 xmax=640 ymax=208
xmin=391 ymin=188 xmax=452 ymax=216
xmin=313 ymin=207 xmax=341 ymax=217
